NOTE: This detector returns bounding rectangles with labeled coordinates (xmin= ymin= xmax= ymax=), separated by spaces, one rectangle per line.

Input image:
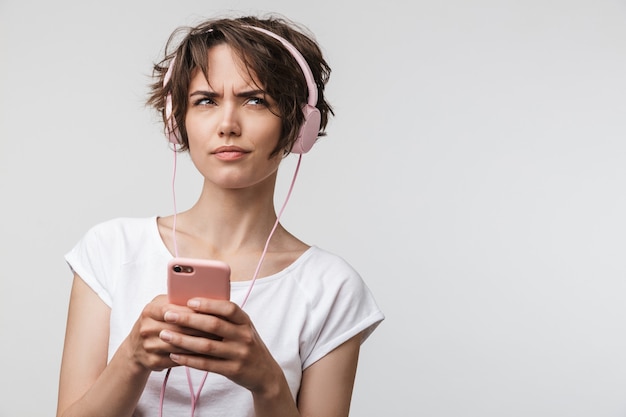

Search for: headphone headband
xmin=246 ymin=26 xmax=318 ymax=107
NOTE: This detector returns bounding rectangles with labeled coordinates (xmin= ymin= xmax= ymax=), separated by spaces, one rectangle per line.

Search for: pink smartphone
xmin=167 ymin=257 xmax=231 ymax=305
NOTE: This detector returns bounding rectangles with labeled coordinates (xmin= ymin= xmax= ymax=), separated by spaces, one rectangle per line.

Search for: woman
xmin=57 ymin=14 xmax=383 ymax=417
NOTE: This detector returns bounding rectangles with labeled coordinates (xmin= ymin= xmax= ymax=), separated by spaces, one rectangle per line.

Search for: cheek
xmin=184 ymin=114 xmax=201 ymax=141
xmin=184 ymin=117 xmax=216 ymax=151
xmin=262 ymin=118 xmax=284 ymax=148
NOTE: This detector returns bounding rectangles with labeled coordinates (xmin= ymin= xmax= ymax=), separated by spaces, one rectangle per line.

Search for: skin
xmin=57 ymin=44 xmax=362 ymax=417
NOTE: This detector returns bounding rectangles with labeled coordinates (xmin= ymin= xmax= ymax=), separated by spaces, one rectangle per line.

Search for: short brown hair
xmin=146 ymin=15 xmax=333 ymax=156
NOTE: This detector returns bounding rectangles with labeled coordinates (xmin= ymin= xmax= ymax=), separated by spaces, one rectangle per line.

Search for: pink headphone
xmin=160 ymin=26 xmax=317 ymax=411
xmin=163 ymin=26 xmax=321 ymax=154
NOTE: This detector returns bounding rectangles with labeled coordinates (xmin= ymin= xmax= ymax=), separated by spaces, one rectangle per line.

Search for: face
xmin=185 ymin=43 xmax=283 ymax=191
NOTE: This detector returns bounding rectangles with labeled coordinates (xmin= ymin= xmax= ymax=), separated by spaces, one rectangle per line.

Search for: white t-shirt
xmin=65 ymin=217 xmax=384 ymax=417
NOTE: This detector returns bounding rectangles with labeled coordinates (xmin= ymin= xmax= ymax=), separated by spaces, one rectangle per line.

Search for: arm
xmin=251 ymin=333 xmax=361 ymax=417
xmin=56 ymin=274 xmax=188 ymax=417
xmin=248 ymin=333 xmax=361 ymax=417
xmin=297 ymin=333 xmax=361 ymax=417
xmin=56 ymin=274 xmax=149 ymax=417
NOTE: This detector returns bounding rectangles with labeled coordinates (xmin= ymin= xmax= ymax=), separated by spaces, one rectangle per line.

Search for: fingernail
xmin=160 ymin=330 xmax=173 ymax=342
xmin=170 ymin=353 xmax=181 ymax=362
xmin=187 ymin=299 xmax=200 ymax=308
xmin=164 ymin=311 xmax=179 ymax=322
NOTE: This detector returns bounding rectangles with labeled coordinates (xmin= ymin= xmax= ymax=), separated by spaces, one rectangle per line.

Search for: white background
xmin=2 ymin=0 xmax=626 ymax=416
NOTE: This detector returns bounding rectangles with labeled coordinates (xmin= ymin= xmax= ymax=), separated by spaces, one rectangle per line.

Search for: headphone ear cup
xmin=165 ymin=93 xmax=181 ymax=144
xmin=166 ymin=124 xmax=181 ymax=145
xmin=291 ymin=104 xmax=321 ymax=154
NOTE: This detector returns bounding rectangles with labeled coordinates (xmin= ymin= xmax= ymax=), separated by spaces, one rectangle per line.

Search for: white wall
xmin=1 ymin=0 xmax=626 ymax=415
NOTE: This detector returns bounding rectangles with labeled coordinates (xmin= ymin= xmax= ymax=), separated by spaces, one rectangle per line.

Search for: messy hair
xmin=146 ymin=15 xmax=333 ymax=156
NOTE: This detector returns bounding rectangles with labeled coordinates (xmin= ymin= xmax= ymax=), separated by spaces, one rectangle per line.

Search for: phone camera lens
xmin=173 ymin=265 xmax=183 ymax=273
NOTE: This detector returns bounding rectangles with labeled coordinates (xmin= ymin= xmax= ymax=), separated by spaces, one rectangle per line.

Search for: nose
xmin=217 ymin=103 xmax=241 ymax=137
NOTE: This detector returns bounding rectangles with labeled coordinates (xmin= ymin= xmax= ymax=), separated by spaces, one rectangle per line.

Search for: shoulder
xmin=290 ymin=247 xmax=384 ymax=362
xmin=83 ymin=217 xmax=155 ymax=239
xmin=299 ymin=246 xmax=360 ymax=277
xmin=76 ymin=217 xmax=159 ymax=259
xmin=293 ymin=246 xmax=369 ymax=296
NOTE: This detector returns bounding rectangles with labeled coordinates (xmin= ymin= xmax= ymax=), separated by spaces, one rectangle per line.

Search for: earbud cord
xmin=240 ymin=153 xmax=302 ymax=306
xmin=159 ymin=148 xmax=303 ymax=416
xmin=159 ymin=148 xmax=208 ymax=416
xmin=171 ymin=146 xmax=179 ymax=258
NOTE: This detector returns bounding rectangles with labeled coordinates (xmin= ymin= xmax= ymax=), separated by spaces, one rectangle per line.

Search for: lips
xmin=212 ymin=146 xmax=248 ymax=154
xmin=212 ymin=145 xmax=250 ymax=161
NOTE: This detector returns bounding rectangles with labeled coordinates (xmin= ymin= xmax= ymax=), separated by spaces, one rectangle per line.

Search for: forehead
xmin=188 ymin=43 xmax=262 ymax=90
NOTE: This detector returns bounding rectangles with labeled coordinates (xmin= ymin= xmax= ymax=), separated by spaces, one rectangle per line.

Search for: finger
xmin=143 ymin=295 xmax=193 ymax=321
xmin=139 ymin=321 xmax=196 ymax=356
xmin=160 ymin=311 xmax=212 ymax=337
xmin=133 ymin=330 xmax=188 ymax=371
xmin=136 ymin=312 xmax=198 ymax=354
xmin=163 ymin=310 xmax=240 ymax=341
xmin=159 ymin=329 xmax=238 ymax=360
xmin=169 ymin=350 xmax=265 ymax=387
xmin=169 ymin=352 xmax=239 ymax=376
xmin=186 ymin=299 xmax=250 ymax=325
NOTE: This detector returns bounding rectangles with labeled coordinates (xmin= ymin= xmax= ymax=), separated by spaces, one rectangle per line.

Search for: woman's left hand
xmin=158 ymin=298 xmax=282 ymax=394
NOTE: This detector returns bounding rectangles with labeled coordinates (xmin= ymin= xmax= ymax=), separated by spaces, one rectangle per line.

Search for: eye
xmin=193 ymin=97 xmax=215 ymax=106
xmin=247 ymin=96 xmax=268 ymax=106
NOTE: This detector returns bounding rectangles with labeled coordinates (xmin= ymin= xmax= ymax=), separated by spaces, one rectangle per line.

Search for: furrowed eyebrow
xmin=188 ymin=89 xmax=267 ymax=98
xmin=236 ymin=89 xmax=266 ymax=98
xmin=189 ymin=90 xmax=218 ymax=98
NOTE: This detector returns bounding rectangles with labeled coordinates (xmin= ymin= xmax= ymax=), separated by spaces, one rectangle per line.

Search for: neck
xmin=174 ymin=174 xmax=281 ymax=257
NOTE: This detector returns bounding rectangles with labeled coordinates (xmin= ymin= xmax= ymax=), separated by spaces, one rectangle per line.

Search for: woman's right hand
xmin=126 ymin=294 xmax=194 ymax=372
xmin=58 ymin=278 xmax=187 ymax=417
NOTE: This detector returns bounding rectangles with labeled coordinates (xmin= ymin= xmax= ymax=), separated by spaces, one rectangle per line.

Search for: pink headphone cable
xmin=159 ymin=147 xmax=303 ymax=416
xmin=171 ymin=146 xmax=179 ymax=258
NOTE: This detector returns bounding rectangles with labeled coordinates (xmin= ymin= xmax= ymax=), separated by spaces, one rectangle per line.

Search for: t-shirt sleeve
xmin=300 ymin=256 xmax=384 ymax=369
xmin=64 ymin=221 xmax=118 ymax=307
